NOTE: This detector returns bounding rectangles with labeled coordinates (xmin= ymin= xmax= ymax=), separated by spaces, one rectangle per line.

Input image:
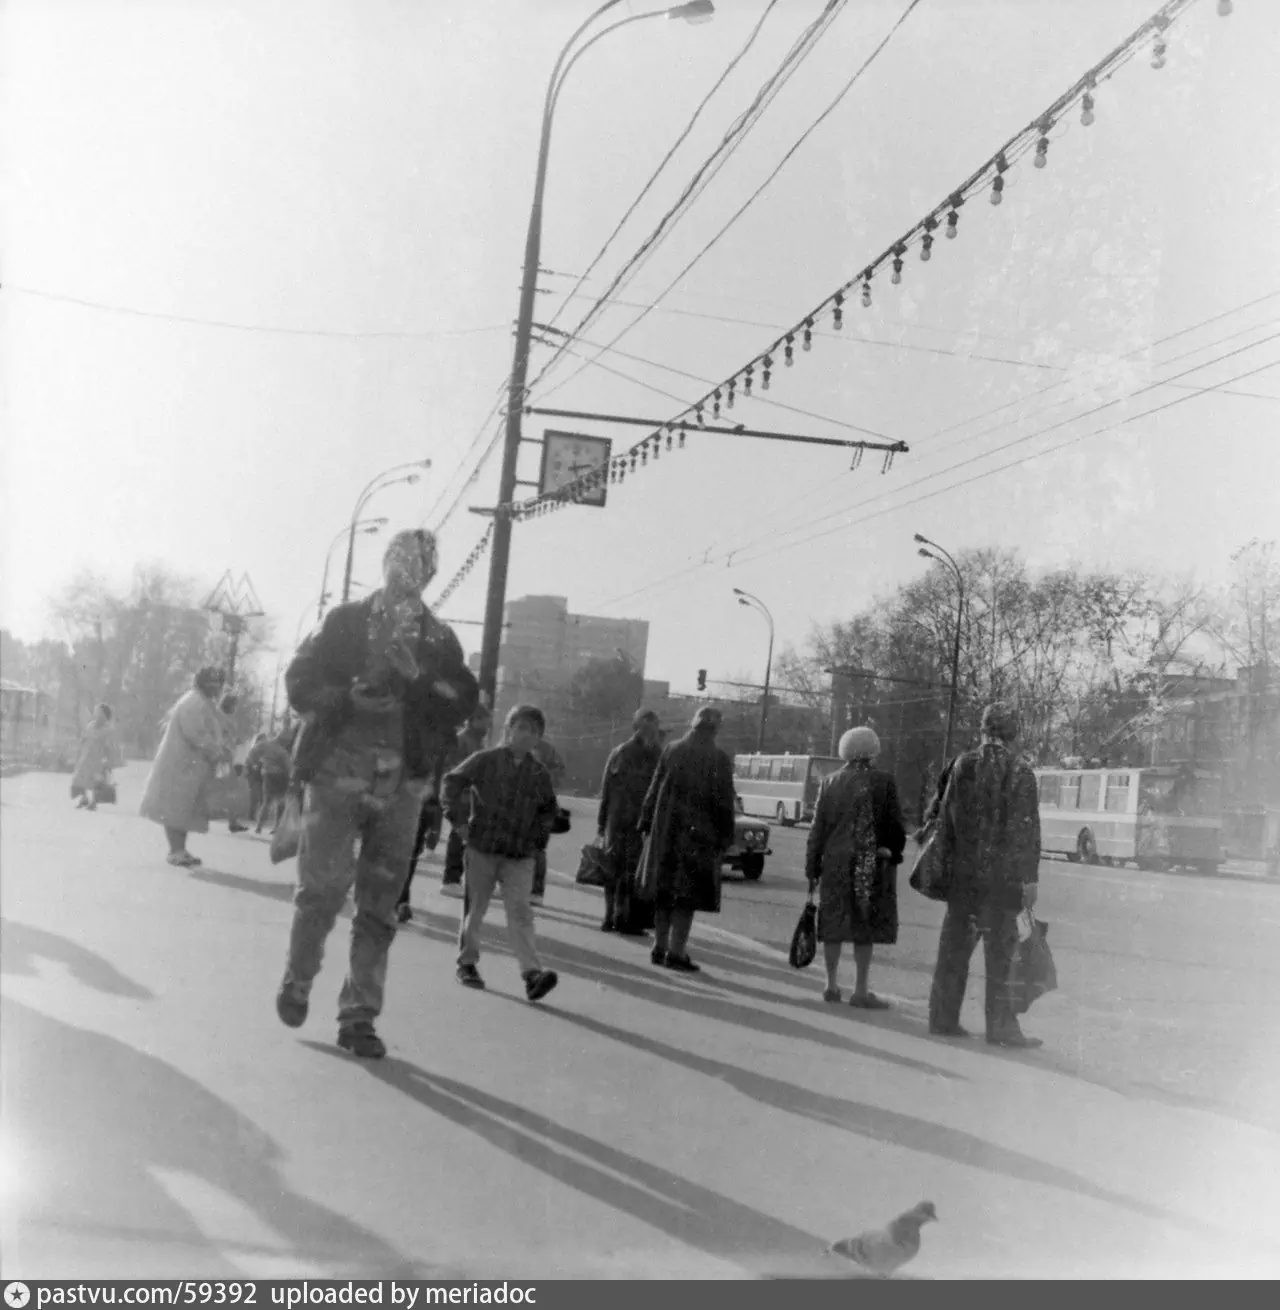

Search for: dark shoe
xmin=615 ymin=924 xmax=649 ymax=938
xmin=337 ymin=1023 xmax=386 ymax=1059
xmin=229 ymin=821 xmax=248 ymax=833
xmin=986 ymin=1030 xmax=1043 ymax=1049
xmin=524 ymin=969 xmax=558 ymax=1002
xmin=848 ymin=992 xmax=890 ymax=1010
xmin=650 ymin=947 xmax=667 ymax=967
xmin=600 ymin=920 xmax=616 ymax=933
xmin=930 ymin=1023 xmax=973 ymax=1038
xmin=395 ymin=903 xmax=413 ymax=924
xmin=823 ymin=987 xmax=843 ymax=1004
xmin=664 ymin=953 xmax=701 ymax=974
xmin=456 ymin=963 xmax=486 ymax=989
xmin=275 ymin=985 xmax=308 ymax=1029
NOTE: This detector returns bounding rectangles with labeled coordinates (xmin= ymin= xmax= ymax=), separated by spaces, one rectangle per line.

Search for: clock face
xmin=540 ymin=430 xmax=612 ymax=507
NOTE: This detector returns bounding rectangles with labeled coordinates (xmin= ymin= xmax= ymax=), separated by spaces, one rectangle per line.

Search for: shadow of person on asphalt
xmin=0 ymin=920 xmax=154 ymax=1000
xmin=401 ymin=905 xmax=963 ymax=1081
xmin=532 ymin=1003 xmax=1224 ymax=1241
xmin=2 ymin=998 xmax=421 ymax=1279
xmin=307 ymin=1045 xmax=873 ymax=1280
xmin=186 ymin=866 xmax=299 ymax=905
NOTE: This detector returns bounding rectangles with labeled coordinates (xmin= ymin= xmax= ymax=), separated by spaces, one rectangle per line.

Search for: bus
xmin=1034 ymin=764 xmax=1223 ymax=873
xmin=732 ymin=753 xmax=844 ymax=826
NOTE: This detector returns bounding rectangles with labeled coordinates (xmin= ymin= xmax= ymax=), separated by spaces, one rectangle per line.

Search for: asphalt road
xmin=548 ymin=795 xmax=1280 ymax=1135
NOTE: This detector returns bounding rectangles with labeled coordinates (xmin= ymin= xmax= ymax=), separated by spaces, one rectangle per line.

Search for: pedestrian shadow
xmin=310 ymin=1045 xmax=868 ymax=1280
xmin=533 ymin=1003 xmax=1224 ymax=1241
xmin=2 ymin=998 xmax=425 ymax=1279
xmin=0 ymin=919 xmax=154 ymax=1000
xmin=401 ymin=906 xmax=963 ymax=1083
xmin=187 ymin=866 xmax=298 ymax=906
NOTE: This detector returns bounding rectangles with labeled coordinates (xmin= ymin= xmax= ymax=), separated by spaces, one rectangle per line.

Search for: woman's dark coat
xmin=805 ymin=762 xmax=907 ymax=945
xmin=598 ymin=734 xmax=662 ymax=885
xmin=632 ymin=727 xmax=736 ymax=914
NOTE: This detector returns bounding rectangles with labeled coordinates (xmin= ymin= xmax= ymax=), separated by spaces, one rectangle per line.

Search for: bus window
xmin=1079 ymin=774 xmax=1101 ymax=812
xmin=749 ymin=758 xmax=766 ymax=780
xmin=734 ymin=759 xmax=748 ymax=779
xmin=1061 ymin=775 xmax=1081 ymax=810
xmin=1038 ymin=774 xmax=1061 ymax=807
xmin=1105 ymin=773 xmax=1130 ymax=812
xmin=777 ymin=759 xmax=797 ymax=783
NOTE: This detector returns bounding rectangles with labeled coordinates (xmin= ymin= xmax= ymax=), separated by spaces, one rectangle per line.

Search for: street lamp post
xmin=341 ymin=460 xmax=431 ymax=604
xmin=477 ymin=0 xmax=716 ymax=712
xmin=319 ymin=519 xmax=386 ymax=622
xmin=915 ymin=533 xmax=964 ymax=771
xmin=733 ymin=588 xmax=774 ymax=753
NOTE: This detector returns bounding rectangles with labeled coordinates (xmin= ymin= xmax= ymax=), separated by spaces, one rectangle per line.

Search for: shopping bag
xmin=908 ymin=824 xmax=950 ymax=902
xmin=1009 ymin=914 xmax=1057 ymax=1014
xmin=270 ymin=793 xmax=303 ymax=865
xmin=788 ymin=890 xmax=818 ymax=969
xmin=551 ymin=806 xmax=572 ymax=835
xmin=576 ymin=840 xmax=609 ymax=887
xmin=93 ymin=779 xmax=118 ymax=806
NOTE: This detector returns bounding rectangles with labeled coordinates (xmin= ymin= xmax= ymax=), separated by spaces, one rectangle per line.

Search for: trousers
xmin=282 ymin=756 xmax=424 ymax=1027
xmin=457 ymin=847 xmax=542 ymax=975
xmin=928 ymin=896 xmax=1021 ymax=1036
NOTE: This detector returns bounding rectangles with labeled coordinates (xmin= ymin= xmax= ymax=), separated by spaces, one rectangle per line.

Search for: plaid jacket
xmin=443 ymin=746 xmax=559 ymax=859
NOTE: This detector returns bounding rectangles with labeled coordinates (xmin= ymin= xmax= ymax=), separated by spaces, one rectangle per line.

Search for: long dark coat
xmin=805 ymin=761 xmax=906 ymax=945
xmin=632 ymin=727 xmax=736 ymax=914
xmin=940 ymin=741 xmax=1041 ymax=909
xmin=597 ymin=734 xmax=661 ymax=886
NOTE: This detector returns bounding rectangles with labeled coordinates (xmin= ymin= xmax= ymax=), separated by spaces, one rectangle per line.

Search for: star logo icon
xmin=4 ymin=1284 xmax=31 ymax=1309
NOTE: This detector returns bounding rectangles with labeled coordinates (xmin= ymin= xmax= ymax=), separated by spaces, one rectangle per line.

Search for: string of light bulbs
xmin=431 ymin=520 xmax=495 ymax=609
xmin=501 ymin=0 xmax=1230 ymax=524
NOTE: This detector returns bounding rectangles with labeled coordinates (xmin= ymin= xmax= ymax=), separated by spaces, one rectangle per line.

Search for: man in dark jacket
xmin=927 ymin=702 xmax=1043 ymax=1048
xmin=275 ymin=528 xmax=478 ymax=1058
xmin=444 ymin=703 xmax=560 ymax=1002
xmin=634 ymin=706 xmax=736 ymax=973
xmin=597 ymin=709 xmax=662 ymax=934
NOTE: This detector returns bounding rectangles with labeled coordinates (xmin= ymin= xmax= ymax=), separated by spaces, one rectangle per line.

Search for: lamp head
xmin=918 ymin=547 xmax=934 ymax=560
xmin=404 ymin=474 xmax=421 ymax=487
xmin=668 ymin=0 xmax=715 ymax=21
xmin=913 ymin=532 xmax=928 ymax=544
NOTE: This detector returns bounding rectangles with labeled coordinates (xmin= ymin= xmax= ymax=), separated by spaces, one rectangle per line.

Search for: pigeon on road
xmin=828 ymin=1201 xmax=937 ymax=1277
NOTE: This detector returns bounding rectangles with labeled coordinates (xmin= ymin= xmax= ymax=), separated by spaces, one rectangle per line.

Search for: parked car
xmin=724 ymin=814 xmax=772 ymax=882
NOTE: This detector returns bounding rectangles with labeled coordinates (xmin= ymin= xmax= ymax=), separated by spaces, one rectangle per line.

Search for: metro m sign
xmin=538 ymin=430 xmax=612 ymax=508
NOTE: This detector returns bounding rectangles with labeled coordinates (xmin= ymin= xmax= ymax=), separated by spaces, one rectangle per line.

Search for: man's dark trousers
xmin=928 ymin=893 xmax=1020 ymax=1037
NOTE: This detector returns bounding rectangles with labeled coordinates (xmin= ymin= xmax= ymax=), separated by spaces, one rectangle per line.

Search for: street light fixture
xmin=319 ymin=518 xmax=386 ymax=622
xmin=341 ymin=460 xmax=431 ymax=603
xmin=477 ymin=0 xmax=716 ymax=712
xmin=915 ymin=533 xmax=964 ymax=771
xmin=733 ymin=587 xmax=774 ymax=753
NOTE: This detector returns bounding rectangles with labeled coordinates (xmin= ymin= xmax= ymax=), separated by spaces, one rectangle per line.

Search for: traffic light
xmin=697 ymin=668 xmax=707 ymax=692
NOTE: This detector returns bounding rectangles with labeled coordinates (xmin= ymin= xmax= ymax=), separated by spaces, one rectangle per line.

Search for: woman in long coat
xmin=140 ymin=665 xmax=230 ymax=866
xmin=70 ymin=703 xmax=120 ymax=810
xmin=633 ymin=706 xmax=736 ymax=972
xmin=805 ymin=725 xmax=906 ymax=1007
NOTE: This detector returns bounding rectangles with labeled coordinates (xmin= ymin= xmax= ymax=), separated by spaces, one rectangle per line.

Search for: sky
xmin=3 ymin=0 xmax=1278 ymax=698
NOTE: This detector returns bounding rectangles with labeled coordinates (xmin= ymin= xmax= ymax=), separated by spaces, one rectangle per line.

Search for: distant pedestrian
xmin=246 ymin=730 xmax=293 ymax=833
xmin=275 ymin=528 xmax=478 ymax=1059
xmin=597 ymin=709 xmax=662 ymax=935
xmin=927 ymin=702 xmax=1043 ymax=1048
xmin=139 ymin=666 xmax=232 ymax=867
xmin=529 ymin=734 xmax=565 ymax=904
xmin=444 ymin=703 xmax=560 ymax=1002
xmin=805 ymin=726 xmax=906 ymax=1008
xmin=71 ymin=703 xmax=121 ymax=811
xmin=634 ymin=705 xmax=736 ymax=973
xmin=398 ymin=704 xmax=491 ymax=921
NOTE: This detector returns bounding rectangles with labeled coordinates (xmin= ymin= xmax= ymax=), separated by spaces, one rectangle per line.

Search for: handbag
xmin=551 ymin=806 xmax=572 ymax=835
xmin=1008 ymin=913 xmax=1057 ymax=1014
xmin=788 ymin=889 xmax=818 ymax=969
xmin=576 ymin=839 xmax=609 ymax=887
xmin=908 ymin=823 xmax=950 ymax=902
xmin=93 ymin=779 xmax=118 ymax=806
xmin=270 ymin=792 xmax=304 ymax=865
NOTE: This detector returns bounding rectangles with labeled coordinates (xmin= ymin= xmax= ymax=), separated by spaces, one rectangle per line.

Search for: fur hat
xmin=839 ymin=726 xmax=880 ymax=761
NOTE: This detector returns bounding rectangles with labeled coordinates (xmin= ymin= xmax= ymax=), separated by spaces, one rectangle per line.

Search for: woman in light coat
xmin=71 ymin=703 xmax=121 ymax=810
xmin=139 ymin=666 xmax=231 ymax=866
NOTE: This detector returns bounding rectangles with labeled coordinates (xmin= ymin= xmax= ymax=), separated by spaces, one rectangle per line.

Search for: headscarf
xmin=691 ymin=706 xmax=722 ymax=731
xmin=194 ymin=666 xmax=226 ymax=698
xmin=839 ymin=726 xmax=880 ymax=762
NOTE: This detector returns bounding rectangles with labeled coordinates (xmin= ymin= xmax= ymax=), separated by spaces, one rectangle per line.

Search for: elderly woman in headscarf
xmin=140 ymin=665 xmax=232 ymax=866
xmin=928 ymin=701 xmax=1042 ymax=1048
xmin=71 ymin=702 xmax=121 ymax=810
xmin=805 ymin=725 xmax=907 ymax=1007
